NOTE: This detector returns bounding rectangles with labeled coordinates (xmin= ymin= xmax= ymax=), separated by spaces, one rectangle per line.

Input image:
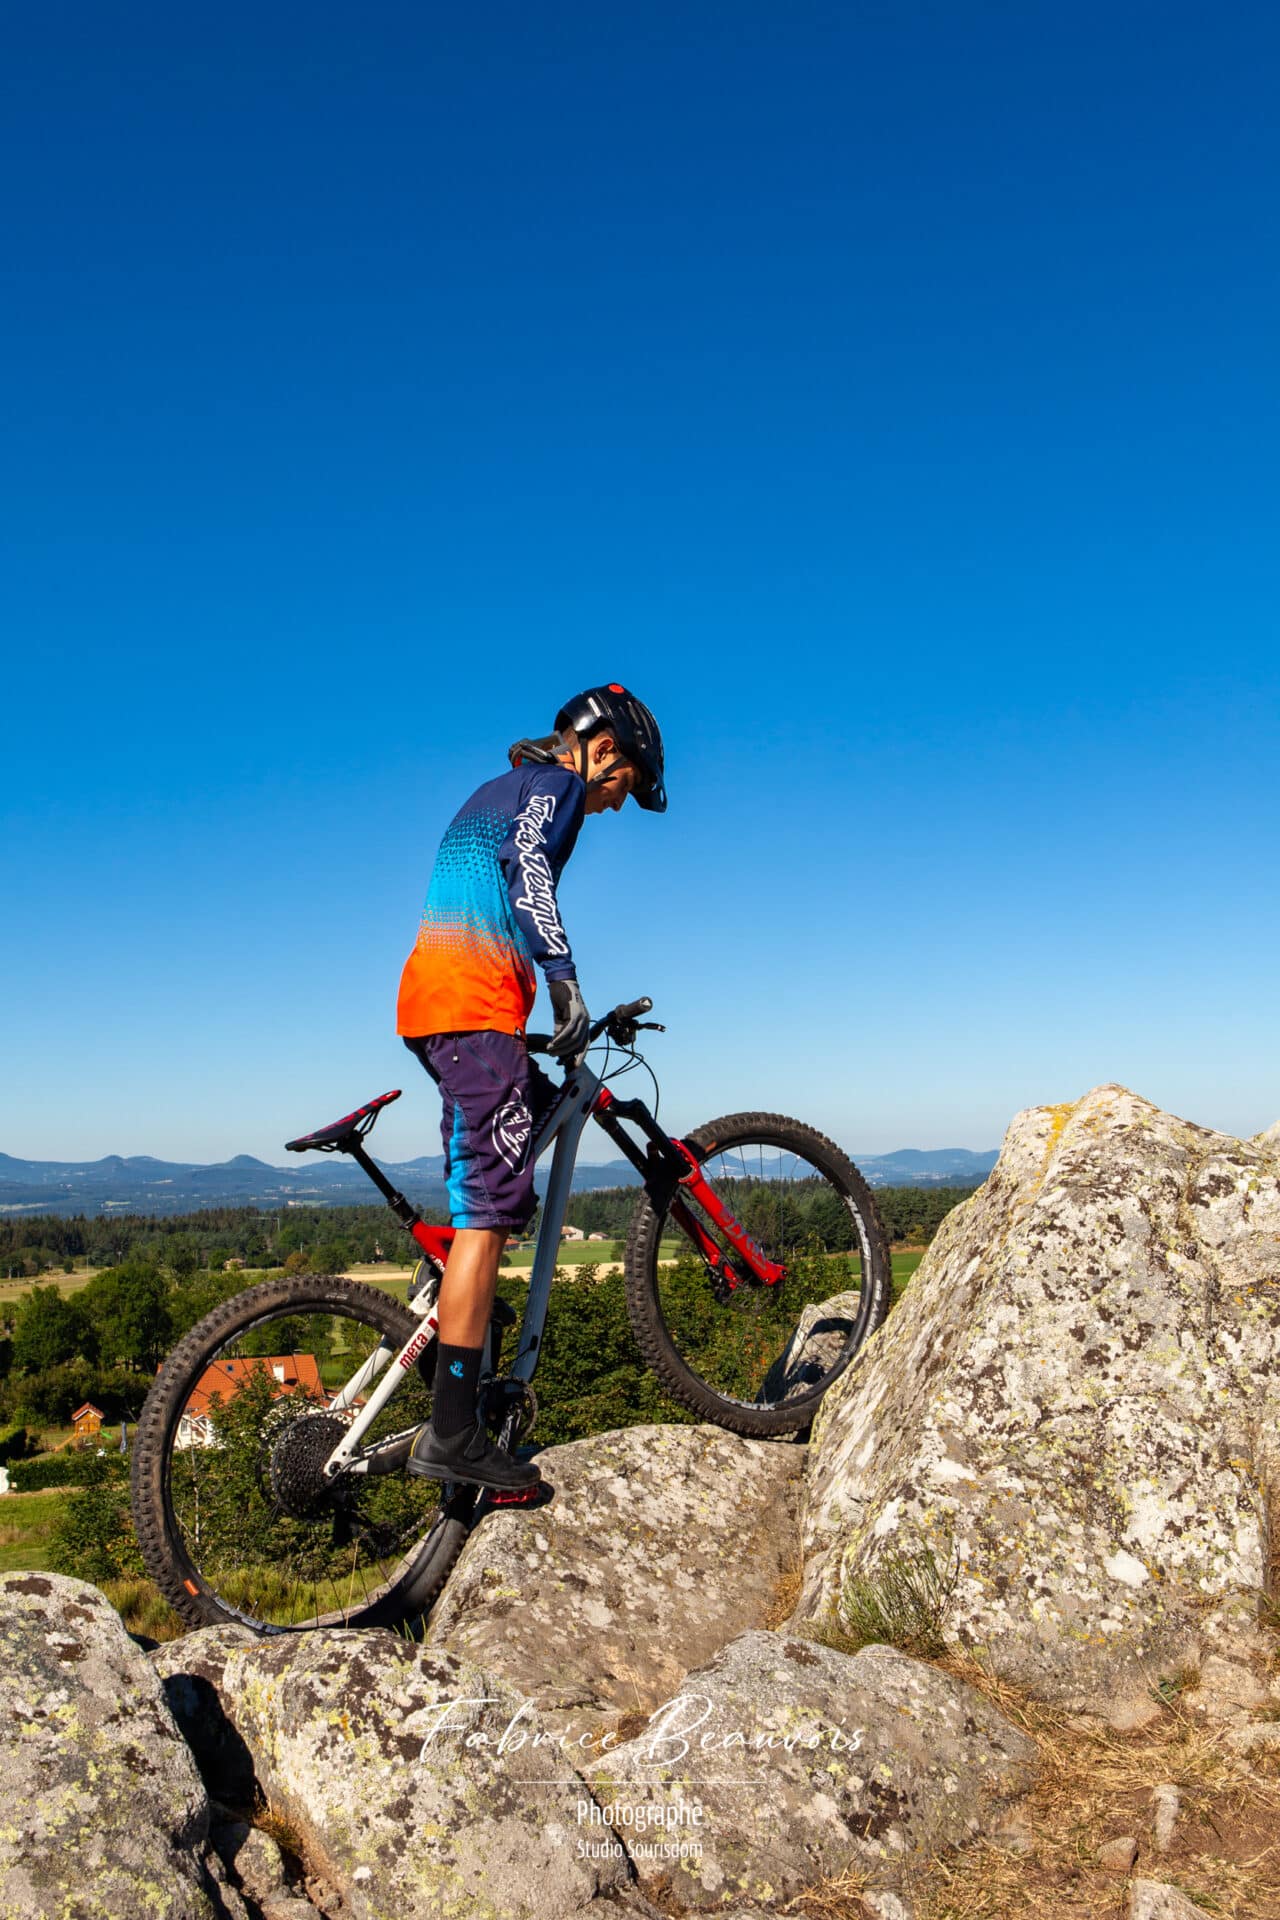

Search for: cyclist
xmin=396 ymin=684 xmax=666 ymax=1491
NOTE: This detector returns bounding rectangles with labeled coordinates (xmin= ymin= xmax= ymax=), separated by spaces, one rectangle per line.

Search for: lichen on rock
xmin=796 ymin=1085 xmax=1280 ymax=1724
xmin=0 ymin=1571 xmax=219 ymax=1920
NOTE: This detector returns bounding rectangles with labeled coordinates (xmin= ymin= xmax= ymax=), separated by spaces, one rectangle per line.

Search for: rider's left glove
xmin=548 ymin=979 xmax=590 ymax=1061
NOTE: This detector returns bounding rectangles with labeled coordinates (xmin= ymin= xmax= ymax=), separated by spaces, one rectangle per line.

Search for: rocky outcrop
xmin=585 ymin=1629 xmax=1036 ymax=1906
xmin=16 ymin=1084 xmax=1280 ymax=1917
xmin=0 ymin=1571 xmax=219 ymax=1920
xmin=160 ymin=1626 xmax=633 ymax=1920
xmin=425 ymin=1422 xmax=804 ymax=1736
xmin=796 ymin=1085 xmax=1280 ymax=1723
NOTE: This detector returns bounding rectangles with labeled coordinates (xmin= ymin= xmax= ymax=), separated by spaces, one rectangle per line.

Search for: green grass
xmin=502 ymin=1239 xmax=681 ymax=1269
xmin=0 ymin=1489 xmax=70 ymax=1574
xmin=891 ymin=1249 xmax=924 ymax=1302
xmin=805 ymin=1539 xmax=959 ymax=1659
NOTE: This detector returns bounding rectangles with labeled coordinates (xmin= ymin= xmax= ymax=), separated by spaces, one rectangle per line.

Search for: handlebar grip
xmin=615 ymin=997 xmax=653 ymax=1021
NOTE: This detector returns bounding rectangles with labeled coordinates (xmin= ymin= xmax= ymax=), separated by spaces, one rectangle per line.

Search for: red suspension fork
xmin=590 ymin=1087 xmax=786 ymax=1291
xmin=670 ymin=1144 xmax=786 ymax=1289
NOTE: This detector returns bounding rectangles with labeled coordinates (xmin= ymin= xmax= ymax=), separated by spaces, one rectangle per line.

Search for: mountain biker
xmin=395 ymin=684 xmax=666 ymax=1492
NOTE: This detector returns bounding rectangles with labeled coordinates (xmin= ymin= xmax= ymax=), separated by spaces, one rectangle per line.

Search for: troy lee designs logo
xmin=512 ymin=794 xmax=568 ymax=957
xmin=493 ymin=1090 xmax=532 ymax=1172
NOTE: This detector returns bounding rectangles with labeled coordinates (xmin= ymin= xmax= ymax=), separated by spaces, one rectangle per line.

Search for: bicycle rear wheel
xmin=624 ymin=1112 xmax=892 ymax=1437
xmin=131 ymin=1274 xmax=478 ymax=1633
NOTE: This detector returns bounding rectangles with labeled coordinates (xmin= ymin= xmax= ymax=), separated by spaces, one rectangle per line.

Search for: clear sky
xmin=3 ymin=2 xmax=1278 ymax=1169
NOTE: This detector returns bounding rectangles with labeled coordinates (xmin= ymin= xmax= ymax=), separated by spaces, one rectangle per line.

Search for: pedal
xmin=485 ymin=1478 xmax=552 ymax=1509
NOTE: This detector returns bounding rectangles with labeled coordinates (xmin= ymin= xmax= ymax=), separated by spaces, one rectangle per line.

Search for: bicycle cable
xmin=585 ymin=1032 xmax=661 ymax=1123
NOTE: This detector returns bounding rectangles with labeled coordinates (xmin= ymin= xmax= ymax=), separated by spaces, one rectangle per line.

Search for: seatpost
xmin=345 ymin=1138 xmax=424 ymax=1237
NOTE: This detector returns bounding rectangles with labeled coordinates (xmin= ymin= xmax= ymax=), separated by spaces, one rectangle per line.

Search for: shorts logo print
xmin=493 ymin=1089 xmax=533 ymax=1172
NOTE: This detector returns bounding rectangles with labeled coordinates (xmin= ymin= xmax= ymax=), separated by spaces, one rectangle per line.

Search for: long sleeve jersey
xmin=396 ymin=762 xmax=586 ymax=1038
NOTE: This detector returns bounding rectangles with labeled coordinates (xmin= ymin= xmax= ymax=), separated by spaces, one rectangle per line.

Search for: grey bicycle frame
xmin=319 ymin=1055 xmax=604 ymax=1478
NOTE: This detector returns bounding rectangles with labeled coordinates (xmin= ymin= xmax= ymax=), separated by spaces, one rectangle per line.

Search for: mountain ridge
xmin=0 ymin=1143 xmax=998 ymax=1218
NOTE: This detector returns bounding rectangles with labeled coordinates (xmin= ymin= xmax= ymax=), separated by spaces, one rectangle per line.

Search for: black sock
xmin=432 ymin=1341 xmax=484 ymax=1438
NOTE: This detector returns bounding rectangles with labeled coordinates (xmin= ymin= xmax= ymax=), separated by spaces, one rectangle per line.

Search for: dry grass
xmin=779 ymin=1866 xmax=867 ymax=1917
xmin=101 ymin=1575 xmax=187 ymax=1644
xmin=764 ymin=1548 xmax=806 ymax=1631
xmin=752 ymin=1650 xmax=1280 ymax=1920
xmin=917 ymin=1653 xmax=1280 ymax=1920
xmin=255 ymin=1801 xmax=309 ymax=1865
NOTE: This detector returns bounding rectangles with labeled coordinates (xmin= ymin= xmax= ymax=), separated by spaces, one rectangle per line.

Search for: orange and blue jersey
xmin=396 ymin=763 xmax=585 ymax=1038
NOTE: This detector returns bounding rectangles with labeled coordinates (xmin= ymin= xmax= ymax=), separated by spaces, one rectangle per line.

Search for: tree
xmin=12 ymin=1286 xmax=82 ymax=1374
xmin=79 ymin=1262 xmax=173 ymax=1372
xmin=167 ymin=1242 xmax=200 ymax=1282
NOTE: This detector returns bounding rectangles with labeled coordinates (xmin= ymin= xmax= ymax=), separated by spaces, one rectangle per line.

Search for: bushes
xmin=48 ymin=1476 xmax=144 ymax=1586
xmin=0 ymin=1423 xmax=30 ymax=1465
xmin=10 ymin=1450 xmax=128 ymax=1492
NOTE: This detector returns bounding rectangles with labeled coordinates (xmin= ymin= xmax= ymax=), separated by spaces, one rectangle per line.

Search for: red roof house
xmin=177 ymin=1354 xmax=324 ymax=1448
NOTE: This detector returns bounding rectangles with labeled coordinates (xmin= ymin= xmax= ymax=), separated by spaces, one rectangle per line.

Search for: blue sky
xmin=3 ymin=2 xmax=1278 ymax=1167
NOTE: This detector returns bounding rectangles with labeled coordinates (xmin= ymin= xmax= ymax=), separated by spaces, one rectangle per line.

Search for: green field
xmin=0 ymin=1489 xmax=67 ymax=1574
xmin=892 ymin=1249 xmax=924 ymax=1300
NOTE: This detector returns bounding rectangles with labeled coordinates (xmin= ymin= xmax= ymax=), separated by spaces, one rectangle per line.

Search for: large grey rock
xmin=212 ymin=1626 xmax=632 ymax=1920
xmin=585 ymin=1628 xmax=1036 ymax=1906
xmin=426 ymin=1422 xmax=804 ymax=1735
xmin=153 ymin=1624 xmax=264 ymax=1804
xmin=797 ymin=1086 xmax=1280 ymax=1723
xmin=0 ymin=1571 xmax=218 ymax=1920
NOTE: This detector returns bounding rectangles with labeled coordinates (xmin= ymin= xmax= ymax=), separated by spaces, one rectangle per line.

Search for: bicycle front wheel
xmin=624 ymin=1112 xmax=892 ymax=1437
xmin=131 ymin=1274 xmax=477 ymax=1634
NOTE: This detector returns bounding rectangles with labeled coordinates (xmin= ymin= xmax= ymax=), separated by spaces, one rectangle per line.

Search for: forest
xmin=0 ymin=1182 xmax=975 ymax=1281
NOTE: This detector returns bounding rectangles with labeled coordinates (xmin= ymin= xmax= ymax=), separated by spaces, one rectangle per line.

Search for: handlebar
xmin=527 ymin=996 xmax=661 ymax=1060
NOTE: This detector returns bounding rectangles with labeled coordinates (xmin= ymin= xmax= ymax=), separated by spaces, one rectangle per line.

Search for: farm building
xmin=72 ymin=1402 xmax=104 ymax=1445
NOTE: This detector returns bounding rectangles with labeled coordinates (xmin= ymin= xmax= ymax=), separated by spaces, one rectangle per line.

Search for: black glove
xmin=548 ymin=979 xmax=590 ymax=1062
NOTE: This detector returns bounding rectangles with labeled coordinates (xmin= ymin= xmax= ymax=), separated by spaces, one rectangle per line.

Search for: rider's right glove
xmin=548 ymin=978 xmax=590 ymax=1062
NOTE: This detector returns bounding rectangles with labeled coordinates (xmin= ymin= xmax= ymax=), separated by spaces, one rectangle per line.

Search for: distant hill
xmin=0 ymin=1142 xmax=996 ymax=1219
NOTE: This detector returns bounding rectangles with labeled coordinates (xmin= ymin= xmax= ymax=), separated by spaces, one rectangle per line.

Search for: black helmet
xmin=554 ymin=683 xmax=667 ymax=812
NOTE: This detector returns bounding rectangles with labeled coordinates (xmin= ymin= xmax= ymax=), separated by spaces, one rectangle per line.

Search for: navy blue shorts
xmin=402 ymin=1031 xmax=557 ymax=1231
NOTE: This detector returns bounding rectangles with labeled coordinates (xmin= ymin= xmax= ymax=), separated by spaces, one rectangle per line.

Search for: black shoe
xmin=406 ymin=1417 xmax=540 ymax=1492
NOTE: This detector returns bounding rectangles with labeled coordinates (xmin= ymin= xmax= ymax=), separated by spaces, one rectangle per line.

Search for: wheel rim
xmin=653 ymin=1135 xmax=877 ymax=1413
xmin=160 ymin=1297 xmax=451 ymax=1630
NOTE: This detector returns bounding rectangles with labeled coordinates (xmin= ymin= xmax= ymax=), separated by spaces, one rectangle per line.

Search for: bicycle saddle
xmin=285 ymin=1089 xmax=402 ymax=1154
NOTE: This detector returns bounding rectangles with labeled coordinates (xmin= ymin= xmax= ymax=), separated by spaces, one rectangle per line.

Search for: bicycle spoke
xmin=654 ymin=1135 xmax=874 ymax=1412
xmin=163 ymin=1298 xmax=443 ymax=1630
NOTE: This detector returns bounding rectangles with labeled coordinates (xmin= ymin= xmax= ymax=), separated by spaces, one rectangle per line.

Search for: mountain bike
xmin=131 ymin=998 xmax=891 ymax=1636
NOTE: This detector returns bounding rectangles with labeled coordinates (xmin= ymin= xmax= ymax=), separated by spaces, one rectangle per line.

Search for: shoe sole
xmin=406 ymin=1456 xmax=540 ymax=1493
